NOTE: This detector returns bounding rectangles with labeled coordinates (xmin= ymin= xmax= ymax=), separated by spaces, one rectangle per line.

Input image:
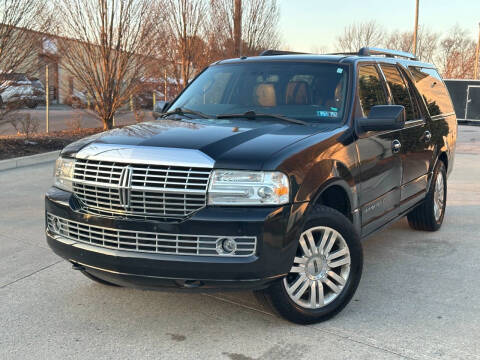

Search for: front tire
xmin=407 ymin=160 xmax=447 ymax=231
xmin=259 ymin=206 xmax=363 ymax=325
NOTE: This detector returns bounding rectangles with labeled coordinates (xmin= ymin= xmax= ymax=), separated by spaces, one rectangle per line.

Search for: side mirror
xmin=359 ymin=105 xmax=406 ymax=132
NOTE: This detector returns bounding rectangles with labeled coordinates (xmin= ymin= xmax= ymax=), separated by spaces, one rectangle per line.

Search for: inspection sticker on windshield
xmin=317 ymin=111 xmax=338 ymax=117
xmin=337 ymin=68 xmax=343 ymax=74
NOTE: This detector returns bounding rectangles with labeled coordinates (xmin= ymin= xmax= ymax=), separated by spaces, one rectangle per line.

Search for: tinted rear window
xmin=381 ymin=64 xmax=417 ymax=121
xmin=408 ymin=67 xmax=454 ymax=116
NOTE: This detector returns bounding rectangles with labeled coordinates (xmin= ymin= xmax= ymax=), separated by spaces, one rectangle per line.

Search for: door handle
xmin=424 ymin=131 xmax=432 ymax=142
xmin=392 ymin=139 xmax=402 ymax=153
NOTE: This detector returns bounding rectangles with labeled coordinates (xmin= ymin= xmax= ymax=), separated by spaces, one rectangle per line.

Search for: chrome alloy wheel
xmin=433 ymin=174 xmax=445 ymax=221
xmin=283 ymin=226 xmax=351 ymax=309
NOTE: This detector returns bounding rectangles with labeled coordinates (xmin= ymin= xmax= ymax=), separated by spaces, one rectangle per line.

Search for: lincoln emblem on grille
xmin=118 ymin=166 xmax=133 ymax=209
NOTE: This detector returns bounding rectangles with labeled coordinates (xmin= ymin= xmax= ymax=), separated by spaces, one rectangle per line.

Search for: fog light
xmin=216 ymin=237 xmax=237 ymax=255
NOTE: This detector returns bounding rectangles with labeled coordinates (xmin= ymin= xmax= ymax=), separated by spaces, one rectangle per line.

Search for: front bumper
xmin=45 ymin=187 xmax=307 ymax=291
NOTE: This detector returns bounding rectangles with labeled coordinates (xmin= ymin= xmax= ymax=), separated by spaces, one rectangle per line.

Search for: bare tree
xmin=242 ymin=0 xmax=281 ymax=54
xmin=310 ymin=45 xmax=329 ymax=54
xmin=0 ymin=0 xmax=51 ymax=123
xmin=384 ymin=27 xmax=438 ymax=62
xmin=162 ymin=0 xmax=207 ymax=90
xmin=437 ymin=25 xmax=477 ymax=79
xmin=54 ymin=0 xmax=160 ymax=130
xmin=208 ymin=0 xmax=281 ymax=58
xmin=336 ymin=21 xmax=385 ymax=52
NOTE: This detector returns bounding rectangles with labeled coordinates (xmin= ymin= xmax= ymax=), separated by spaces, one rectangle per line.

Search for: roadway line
xmin=0 ymin=260 xmax=64 ymax=289
xmin=204 ymin=293 xmax=434 ymax=360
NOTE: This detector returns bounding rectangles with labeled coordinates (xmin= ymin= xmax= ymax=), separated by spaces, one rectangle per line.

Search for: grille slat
xmin=47 ymin=214 xmax=256 ymax=257
xmin=72 ymin=159 xmax=211 ymax=219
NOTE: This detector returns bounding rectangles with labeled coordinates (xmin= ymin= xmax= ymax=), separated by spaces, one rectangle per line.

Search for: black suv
xmin=45 ymin=48 xmax=457 ymax=324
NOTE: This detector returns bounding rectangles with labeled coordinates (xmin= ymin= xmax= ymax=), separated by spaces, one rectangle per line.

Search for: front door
xmin=466 ymin=86 xmax=480 ymax=121
xmin=355 ymin=64 xmax=403 ymax=236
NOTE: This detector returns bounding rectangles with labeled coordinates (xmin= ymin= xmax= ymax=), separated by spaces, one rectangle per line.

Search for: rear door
xmin=354 ymin=64 xmax=403 ymax=234
xmin=379 ymin=63 xmax=430 ymax=204
xmin=408 ymin=66 xmax=456 ymax=176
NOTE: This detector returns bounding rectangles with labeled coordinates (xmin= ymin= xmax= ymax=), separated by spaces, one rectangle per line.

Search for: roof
xmin=215 ymin=47 xmax=435 ymax=69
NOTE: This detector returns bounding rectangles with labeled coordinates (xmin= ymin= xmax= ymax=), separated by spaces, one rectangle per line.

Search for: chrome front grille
xmin=47 ymin=213 xmax=256 ymax=257
xmin=72 ymin=159 xmax=211 ymax=219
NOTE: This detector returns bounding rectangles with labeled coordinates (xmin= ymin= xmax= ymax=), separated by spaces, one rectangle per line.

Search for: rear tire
xmin=258 ymin=206 xmax=363 ymax=325
xmin=81 ymin=270 xmax=121 ymax=287
xmin=407 ymin=160 xmax=447 ymax=231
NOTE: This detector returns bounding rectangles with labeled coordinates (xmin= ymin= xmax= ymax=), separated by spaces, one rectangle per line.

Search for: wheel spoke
xmin=299 ymin=237 xmax=312 ymax=257
xmin=293 ymin=256 xmax=307 ymax=265
xmin=327 ymin=270 xmax=346 ymax=286
xmin=324 ymin=231 xmax=337 ymax=256
xmin=290 ymin=266 xmax=305 ymax=273
xmin=328 ymin=256 xmax=350 ymax=268
xmin=327 ymin=247 xmax=348 ymax=261
xmin=292 ymin=278 xmax=311 ymax=300
xmin=324 ymin=278 xmax=340 ymax=293
xmin=305 ymin=231 xmax=318 ymax=255
xmin=310 ymin=281 xmax=317 ymax=308
xmin=318 ymin=229 xmax=331 ymax=254
xmin=318 ymin=281 xmax=324 ymax=306
xmin=287 ymin=274 xmax=306 ymax=294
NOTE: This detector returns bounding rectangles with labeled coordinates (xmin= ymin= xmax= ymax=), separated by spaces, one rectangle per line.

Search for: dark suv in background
xmin=46 ymin=47 xmax=456 ymax=324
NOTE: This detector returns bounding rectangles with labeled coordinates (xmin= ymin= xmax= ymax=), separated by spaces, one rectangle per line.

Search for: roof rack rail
xmin=358 ymin=47 xmax=418 ymax=60
xmin=259 ymin=49 xmax=308 ymax=56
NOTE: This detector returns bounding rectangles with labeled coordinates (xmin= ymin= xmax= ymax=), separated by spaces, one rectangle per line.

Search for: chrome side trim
xmin=75 ymin=143 xmax=215 ymax=168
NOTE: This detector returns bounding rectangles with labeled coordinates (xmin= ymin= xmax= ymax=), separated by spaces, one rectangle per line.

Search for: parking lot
xmin=1 ymin=125 xmax=479 ymax=360
xmin=0 ymin=106 xmax=147 ymax=135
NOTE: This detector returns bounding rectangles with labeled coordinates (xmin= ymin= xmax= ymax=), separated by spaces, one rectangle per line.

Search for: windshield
xmin=169 ymin=62 xmax=350 ymax=123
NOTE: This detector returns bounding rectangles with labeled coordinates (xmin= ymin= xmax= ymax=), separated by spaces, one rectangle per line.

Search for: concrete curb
xmin=0 ymin=150 xmax=60 ymax=172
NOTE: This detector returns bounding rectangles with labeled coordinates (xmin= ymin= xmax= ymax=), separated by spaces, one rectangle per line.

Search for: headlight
xmin=54 ymin=157 xmax=75 ymax=192
xmin=207 ymin=170 xmax=289 ymax=205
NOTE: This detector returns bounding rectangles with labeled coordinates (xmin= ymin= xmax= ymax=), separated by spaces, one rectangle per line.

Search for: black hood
xmin=62 ymin=119 xmax=340 ymax=169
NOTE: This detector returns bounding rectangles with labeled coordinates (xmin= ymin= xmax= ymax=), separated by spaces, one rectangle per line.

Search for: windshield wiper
xmin=162 ymin=107 xmax=210 ymax=119
xmin=217 ymin=110 xmax=307 ymax=125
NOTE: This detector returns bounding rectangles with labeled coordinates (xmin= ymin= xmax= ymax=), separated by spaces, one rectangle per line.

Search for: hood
xmin=62 ymin=118 xmax=340 ymax=170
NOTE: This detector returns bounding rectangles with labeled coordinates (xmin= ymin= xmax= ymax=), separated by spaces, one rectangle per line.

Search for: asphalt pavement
xmin=1 ymin=125 xmax=479 ymax=360
xmin=0 ymin=106 xmax=147 ymax=135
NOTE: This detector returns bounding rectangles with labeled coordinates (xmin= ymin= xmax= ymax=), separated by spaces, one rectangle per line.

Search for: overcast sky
xmin=278 ymin=0 xmax=480 ymax=52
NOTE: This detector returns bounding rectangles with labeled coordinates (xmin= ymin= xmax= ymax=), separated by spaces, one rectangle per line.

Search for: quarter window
xmin=380 ymin=64 xmax=417 ymax=121
xmin=408 ymin=67 xmax=454 ymax=116
xmin=357 ymin=65 xmax=387 ymax=116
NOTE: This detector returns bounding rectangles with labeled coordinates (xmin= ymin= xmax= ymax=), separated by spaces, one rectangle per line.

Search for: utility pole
xmin=412 ymin=0 xmax=420 ymax=56
xmin=474 ymin=22 xmax=480 ymax=80
xmin=45 ymin=64 xmax=49 ymax=133
xmin=234 ymin=0 xmax=242 ymax=57
xmin=164 ymin=68 xmax=167 ymax=102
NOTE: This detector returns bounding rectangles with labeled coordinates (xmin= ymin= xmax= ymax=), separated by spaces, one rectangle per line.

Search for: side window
xmin=357 ymin=65 xmax=387 ymax=116
xmin=408 ymin=67 xmax=454 ymax=116
xmin=380 ymin=64 xmax=417 ymax=121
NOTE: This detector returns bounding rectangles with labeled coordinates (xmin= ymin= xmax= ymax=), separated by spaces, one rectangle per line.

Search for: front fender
xmin=294 ymin=159 xmax=357 ymax=207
